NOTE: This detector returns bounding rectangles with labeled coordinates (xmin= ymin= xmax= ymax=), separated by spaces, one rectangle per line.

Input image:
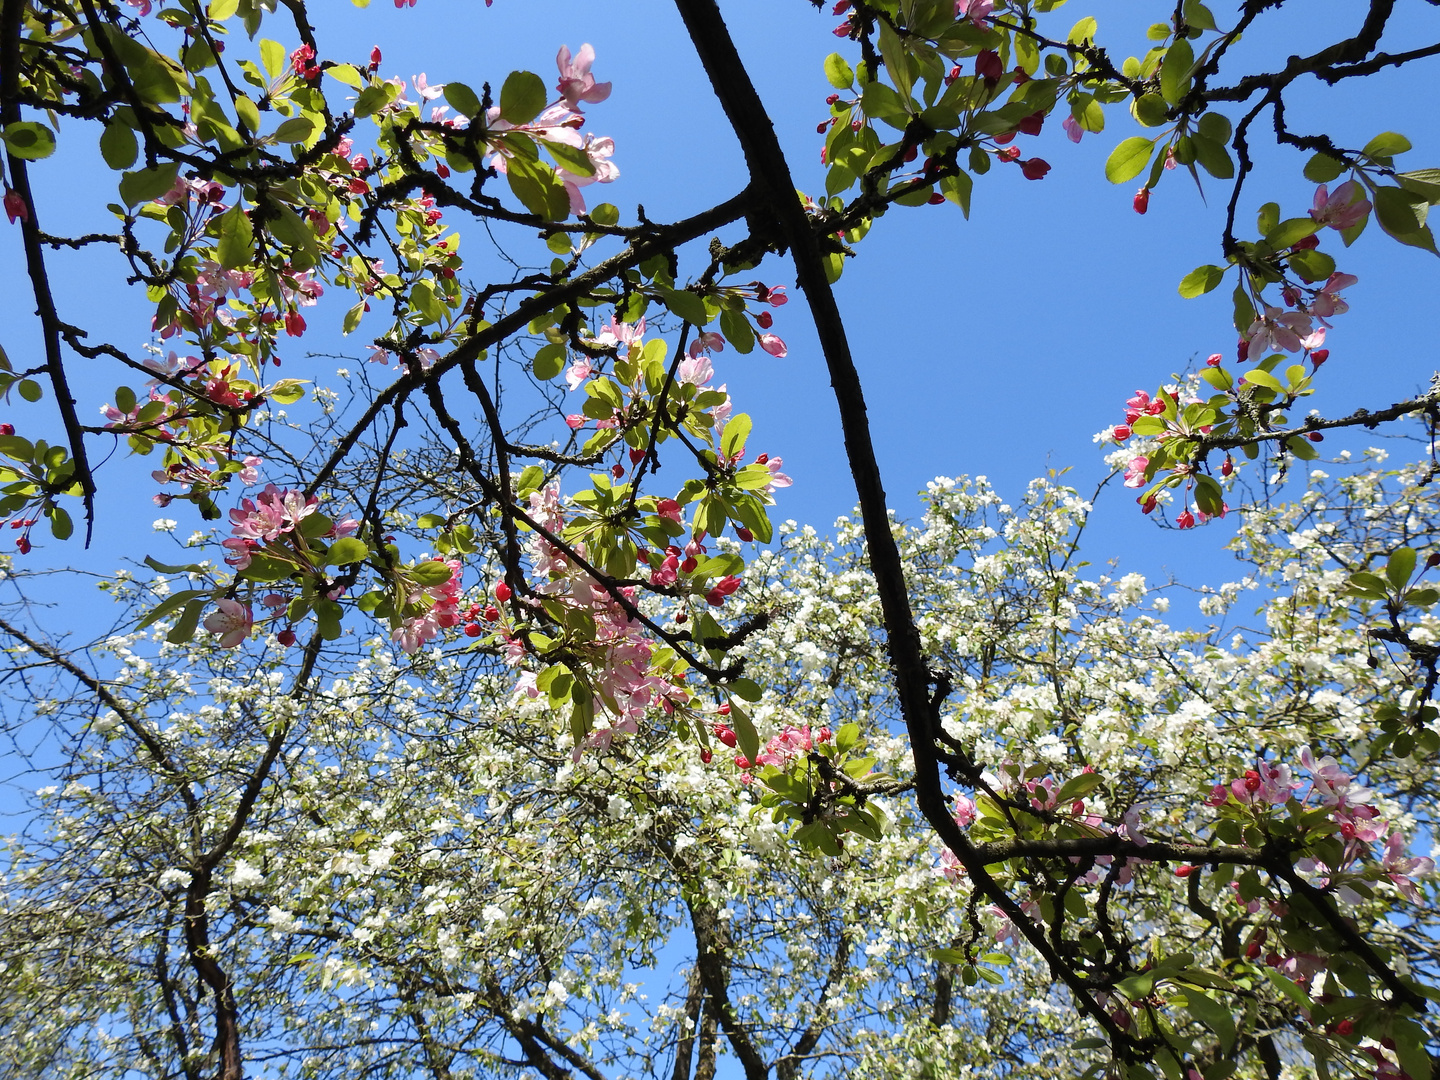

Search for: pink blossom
xmin=203 ymin=598 xmax=253 ymax=648
xmin=954 ymin=794 xmax=977 ymax=827
xmin=1122 ymin=456 xmax=1150 ymax=488
xmin=556 ymin=44 xmax=612 ymax=111
xmin=1381 ymin=831 xmax=1435 ymax=902
xmin=1062 ymin=115 xmax=1083 ymax=143
xmin=955 ymin=0 xmax=994 ymax=25
xmin=411 ymin=73 xmax=444 ymax=101
xmin=687 ymin=331 xmax=725 ymax=359
xmin=758 ymin=334 xmax=787 ymax=358
xmin=762 ymin=455 xmax=792 ymax=490
xmin=705 ymin=574 xmax=742 ymax=607
xmin=565 ymin=414 xmax=586 ymax=429
xmin=4 ymin=188 xmax=28 ymax=225
xmin=594 ymin=315 xmax=645 ymax=349
xmin=1309 ymin=180 xmax=1371 ymax=231
xmin=1243 ymin=306 xmax=1314 ymax=360
xmin=1309 ymin=271 xmax=1357 ymax=320
xmin=565 ymin=358 xmax=593 ymax=391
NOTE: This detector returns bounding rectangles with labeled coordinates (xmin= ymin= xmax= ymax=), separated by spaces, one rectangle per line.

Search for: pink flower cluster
xmin=223 ymin=484 xmax=320 ymax=568
xmin=1207 ymin=749 xmax=1434 ymax=903
xmin=485 ymin=45 xmax=618 ymax=215
xmin=511 ymin=484 xmax=689 ymax=757
xmin=393 ymin=559 xmax=463 ymax=653
xmin=734 ymin=724 xmax=831 ymax=782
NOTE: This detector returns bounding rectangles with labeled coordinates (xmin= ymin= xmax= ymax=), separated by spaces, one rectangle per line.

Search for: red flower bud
xmin=1335 ymin=1020 xmax=1354 ymax=1037
xmin=483 ymin=605 xmax=500 ymax=622
xmin=700 ymin=748 xmax=713 ymax=764
xmin=495 ymin=582 xmax=512 ymax=602
xmin=1175 ymin=864 xmax=1194 ymax=877
xmin=1133 ymin=188 xmax=1150 ymax=214
xmin=1310 ymin=348 xmax=1329 ymax=367
xmin=277 ymin=628 xmax=296 ymax=647
xmin=1221 ymin=456 xmax=1234 ymax=477
xmin=464 ymin=623 xmax=482 ymax=637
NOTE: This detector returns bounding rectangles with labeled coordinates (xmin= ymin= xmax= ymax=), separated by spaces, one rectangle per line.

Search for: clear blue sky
xmin=5 ymin=0 xmax=1439 ymax=592
xmin=3 ymin=4 xmax=1439 ymax=1075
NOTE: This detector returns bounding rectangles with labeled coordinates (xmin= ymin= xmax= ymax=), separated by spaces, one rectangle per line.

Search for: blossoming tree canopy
xmin=1 ymin=1 xmax=1439 ymax=1079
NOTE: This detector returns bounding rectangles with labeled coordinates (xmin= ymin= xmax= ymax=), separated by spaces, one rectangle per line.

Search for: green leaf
xmin=47 ymin=506 xmax=73 ymax=541
xmin=499 ymin=70 xmax=546 ymax=125
xmin=1068 ymin=16 xmax=1097 ymax=44
xmin=1363 ymin=131 xmax=1412 ymax=162
xmin=726 ymin=678 xmax=763 ymax=703
xmin=326 ymin=63 xmax=365 ymax=89
xmin=1 ymin=121 xmax=55 ymax=162
xmin=259 ymin=38 xmax=285 ymax=79
xmin=589 ymin=203 xmax=619 ymax=226
xmin=314 ymin=598 xmax=343 ymax=641
xmin=1183 ymin=1 xmax=1217 ymax=31
xmin=542 ymin=139 xmax=596 ymax=178
xmin=17 ymin=379 xmax=42 ymax=403
xmin=1304 ymin=152 xmax=1346 ymax=184
xmin=1243 ymin=368 xmax=1284 ymax=393
xmin=658 ymin=286 xmax=710 ymax=327
xmin=166 ymin=598 xmax=206 ymax=645
xmin=721 ymin=414 xmax=752 ymax=461
xmin=1386 ymin=547 xmax=1417 ymax=591
xmin=940 ymin=170 xmax=972 ymax=218
xmin=1391 ymin=1017 xmax=1432 ymax=1080
xmin=325 ymin=537 xmax=370 ymax=566
xmin=1262 ymin=968 xmax=1312 ymax=1009
xmin=144 ymin=555 xmax=208 ymax=574
xmin=505 ymin=155 xmax=570 ymax=221
xmin=1265 ymin=217 xmax=1318 ymax=250
xmin=1190 ymin=132 xmax=1234 ymax=179
xmin=1106 ymin=137 xmax=1155 ymax=184
xmin=272 ymin=116 xmax=315 ymax=143
xmin=410 ymin=560 xmax=455 ymax=586
xmin=443 ymin=81 xmax=483 ymax=119
xmin=719 ymin=306 xmax=755 ymax=354
xmin=729 ymin=702 xmax=761 ymax=766
xmin=1178 ymin=265 xmax=1225 ymax=298
xmin=824 ymin=52 xmax=854 ymax=90
xmin=1346 ymin=571 xmax=1390 ymax=599
xmin=135 ymin=588 xmax=208 ymax=631
xmin=1288 ymin=248 xmax=1336 ymax=283
xmin=877 ymin=20 xmax=913 ymax=100
xmin=99 ymin=122 xmax=139 ymax=170
xmin=1159 ymin=38 xmax=1194 ymax=105
xmin=215 ymin=205 xmax=255 ymax=269
xmin=532 ymin=343 xmax=566 ymax=380
xmin=1373 ymin=186 xmax=1438 ymax=254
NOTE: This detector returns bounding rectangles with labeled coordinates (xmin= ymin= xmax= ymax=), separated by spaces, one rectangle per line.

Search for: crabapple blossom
xmin=203 ymin=598 xmax=253 ymax=648
xmin=555 ymin=44 xmax=612 ymax=110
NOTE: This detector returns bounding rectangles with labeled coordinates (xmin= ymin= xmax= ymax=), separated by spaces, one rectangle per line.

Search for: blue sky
xmin=6 ymin=0 xmax=1439 ymax=595
xmin=3 ymin=3 xmax=1440 ymax=1075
